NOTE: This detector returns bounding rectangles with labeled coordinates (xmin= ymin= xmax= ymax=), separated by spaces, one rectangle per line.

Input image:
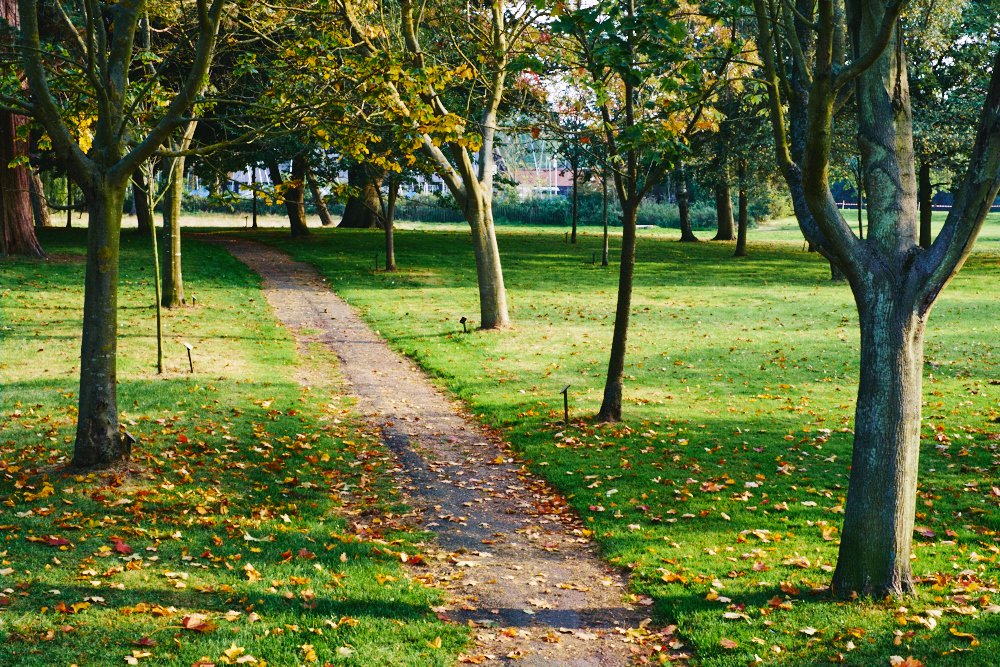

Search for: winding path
xmin=221 ymin=238 xmax=649 ymax=666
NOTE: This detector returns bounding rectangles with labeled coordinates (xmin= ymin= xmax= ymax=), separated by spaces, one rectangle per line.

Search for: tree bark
xmin=0 ymin=110 xmax=44 ymax=257
xmin=268 ymin=159 xmax=309 ymax=237
xmin=132 ymin=168 xmax=154 ymax=236
xmin=339 ymin=164 xmax=383 ymax=229
xmin=832 ymin=288 xmax=924 ymax=597
xmin=383 ymin=174 xmax=399 ymax=271
xmin=73 ymin=184 xmax=130 ymax=468
xmin=677 ymin=167 xmax=698 ymax=242
xmin=918 ymin=160 xmax=932 ymax=248
xmin=29 ymin=168 xmax=51 ymax=227
xmin=597 ymin=201 xmax=638 ymax=422
xmin=601 ymin=169 xmax=610 ymax=266
xmin=712 ymin=181 xmax=735 ymax=240
xmin=734 ymin=172 xmax=748 ymax=257
xmin=306 ymin=167 xmax=335 ymax=227
xmin=570 ymin=158 xmax=579 ymax=244
xmin=161 ymin=155 xmax=186 ymax=308
xmin=466 ymin=191 xmax=510 ymax=328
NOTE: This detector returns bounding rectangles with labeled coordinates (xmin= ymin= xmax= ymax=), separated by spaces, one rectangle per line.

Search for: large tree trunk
xmin=339 ymin=164 xmax=383 ymax=229
xmin=132 ymin=168 xmax=154 ymax=236
xmin=268 ymin=159 xmax=309 ymax=237
xmin=29 ymin=169 xmax=51 ymax=227
xmin=73 ymin=184 xmax=130 ymax=468
xmin=918 ymin=160 xmax=932 ymax=248
xmin=833 ymin=288 xmax=924 ymax=597
xmin=466 ymin=191 xmax=509 ymax=329
xmin=0 ymin=110 xmax=44 ymax=257
xmin=306 ymin=167 xmax=335 ymax=227
xmin=597 ymin=201 xmax=638 ymax=422
xmin=712 ymin=181 xmax=735 ymax=240
xmin=676 ymin=167 xmax=698 ymax=242
xmin=734 ymin=169 xmax=748 ymax=258
xmin=161 ymin=155 xmax=186 ymax=308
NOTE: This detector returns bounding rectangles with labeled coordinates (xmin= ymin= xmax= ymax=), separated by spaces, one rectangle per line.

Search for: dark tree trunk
xmin=384 ymin=175 xmax=399 ymax=271
xmin=597 ymin=201 xmax=638 ymax=422
xmin=734 ymin=169 xmax=748 ymax=258
xmin=570 ymin=159 xmax=579 ymax=244
xmin=339 ymin=164 xmax=383 ymax=229
xmin=918 ymin=160 xmax=932 ymax=248
xmin=0 ymin=110 xmax=44 ymax=257
xmin=29 ymin=169 xmax=51 ymax=227
xmin=601 ymin=170 xmax=610 ymax=266
xmin=132 ymin=168 xmax=154 ymax=236
xmin=677 ymin=167 xmax=698 ymax=242
xmin=73 ymin=184 xmax=131 ymax=468
xmin=268 ymin=159 xmax=309 ymax=237
xmin=306 ymin=167 xmax=335 ymax=227
xmin=712 ymin=182 xmax=735 ymax=240
xmin=161 ymin=156 xmax=186 ymax=308
xmin=832 ymin=288 xmax=924 ymax=597
xmin=251 ymin=165 xmax=258 ymax=229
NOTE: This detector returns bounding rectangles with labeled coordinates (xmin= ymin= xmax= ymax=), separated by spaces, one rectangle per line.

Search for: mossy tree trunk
xmin=0 ymin=110 xmax=44 ymax=257
xmin=161 ymin=154 xmax=186 ymax=307
xmin=306 ymin=166 xmax=335 ymax=227
xmin=734 ymin=161 xmax=749 ymax=257
xmin=712 ymin=181 xmax=735 ymax=240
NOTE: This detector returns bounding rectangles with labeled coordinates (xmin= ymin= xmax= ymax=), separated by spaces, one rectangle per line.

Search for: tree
xmin=338 ymin=163 xmax=384 ymax=229
xmin=553 ymin=0 xmax=733 ymax=421
xmin=339 ymin=0 xmax=545 ymax=329
xmin=18 ymin=0 xmax=225 ymax=468
xmin=754 ymin=0 xmax=1000 ymax=597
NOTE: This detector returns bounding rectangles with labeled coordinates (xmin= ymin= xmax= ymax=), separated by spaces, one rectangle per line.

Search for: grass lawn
xmin=0 ymin=229 xmax=467 ymax=666
xmin=254 ymin=214 xmax=1000 ymax=667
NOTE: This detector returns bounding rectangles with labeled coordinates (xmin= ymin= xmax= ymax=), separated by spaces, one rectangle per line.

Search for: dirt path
xmin=221 ymin=239 xmax=655 ymax=666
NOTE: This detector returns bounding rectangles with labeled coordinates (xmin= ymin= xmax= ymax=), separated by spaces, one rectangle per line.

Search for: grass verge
xmin=0 ymin=229 xmax=466 ymax=666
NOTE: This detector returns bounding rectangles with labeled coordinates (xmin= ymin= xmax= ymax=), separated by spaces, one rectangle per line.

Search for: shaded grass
xmin=0 ymin=230 xmax=466 ymax=666
xmin=255 ymin=219 xmax=1000 ymax=667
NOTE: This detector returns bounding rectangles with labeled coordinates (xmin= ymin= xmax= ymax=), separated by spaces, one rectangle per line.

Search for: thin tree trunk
xmin=29 ymin=169 xmax=51 ymax=227
xmin=832 ymin=291 xmax=924 ymax=597
xmin=734 ymin=164 xmax=748 ymax=257
xmin=601 ymin=169 xmax=610 ymax=266
xmin=571 ymin=159 xmax=578 ymax=244
xmin=0 ymin=110 xmax=44 ymax=257
xmin=73 ymin=184 xmax=130 ymax=468
xmin=339 ymin=164 xmax=383 ymax=229
xmin=385 ymin=174 xmax=399 ymax=271
xmin=66 ymin=177 xmax=73 ymax=228
xmin=132 ymin=168 xmax=154 ymax=235
xmin=161 ymin=155 xmax=186 ymax=308
xmin=251 ymin=166 xmax=258 ymax=229
xmin=677 ymin=167 xmax=698 ymax=242
xmin=597 ymin=201 xmax=638 ymax=421
xmin=712 ymin=181 xmax=735 ymax=240
xmin=306 ymin=168 xmax=335 ymax=227
xmin=918 ymin=160 xmax=932 ymax=248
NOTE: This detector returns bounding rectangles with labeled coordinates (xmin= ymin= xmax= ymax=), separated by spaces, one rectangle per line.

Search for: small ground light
xmin=460 ymin=316 xmax=468 ymax=333
xmin=123 ymin=430 xmax=136 ymax=453
xmin=560 ymin=384 xmax=571 ymax=424
xmin=183 ymin=342 xmax=194 ymax=373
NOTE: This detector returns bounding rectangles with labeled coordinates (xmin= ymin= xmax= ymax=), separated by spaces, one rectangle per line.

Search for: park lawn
xmin=0 ymin=229 xmax=467 ymax=667
xmin=258 ymin=220 xmax=1000 ymax=667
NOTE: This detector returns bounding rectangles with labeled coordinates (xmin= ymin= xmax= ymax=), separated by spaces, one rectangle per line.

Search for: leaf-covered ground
xmin=0 ymin=230 xmax=467 ymax=666
xmin=260 ymin=217 xmax=1000 ymax=667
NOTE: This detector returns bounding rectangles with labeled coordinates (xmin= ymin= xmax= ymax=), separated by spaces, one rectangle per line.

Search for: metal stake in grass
xmin=460 ymin=316 xmax=468 ymax=333
xmin=183 ymin=342 xmax=194 ymax=373
xmin=561 ymin=385 xmax=570 ymax=424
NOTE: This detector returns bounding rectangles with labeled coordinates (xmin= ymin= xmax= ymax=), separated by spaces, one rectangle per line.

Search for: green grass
xmin=252 ymin=215 xmax=1000 ymax=667
xmin=0 ymin=230 xmax=466 ymax=666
